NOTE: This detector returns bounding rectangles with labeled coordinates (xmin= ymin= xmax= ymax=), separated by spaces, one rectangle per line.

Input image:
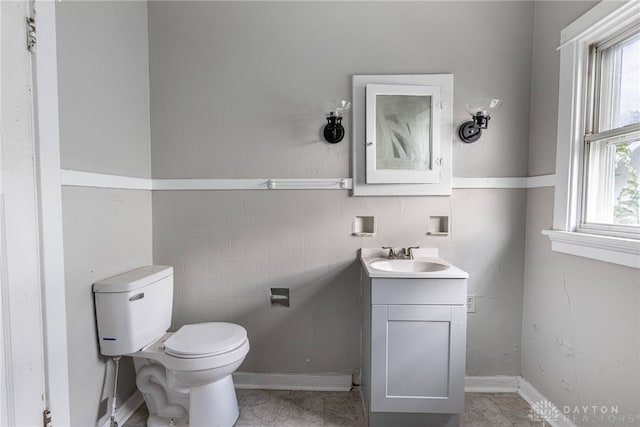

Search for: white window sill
xmin=542 ymin=230 xmax=640 ymax=269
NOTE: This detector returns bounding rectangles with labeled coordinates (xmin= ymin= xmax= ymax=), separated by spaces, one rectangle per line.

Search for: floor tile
xmin=124 ymin=390 xmax=537 ymax=427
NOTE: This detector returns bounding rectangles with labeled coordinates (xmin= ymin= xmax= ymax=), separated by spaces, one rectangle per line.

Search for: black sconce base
xmin=324 ymin=114 xmax=345 ymax=143
xmin=324 ymin=125 xmax=344 ymax=144
xmin=458 ymin=121 xmax=482 ymax=143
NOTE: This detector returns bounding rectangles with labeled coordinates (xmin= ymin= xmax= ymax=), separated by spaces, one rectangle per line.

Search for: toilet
xmin=93 ymin=265 xmax=249 ymax=427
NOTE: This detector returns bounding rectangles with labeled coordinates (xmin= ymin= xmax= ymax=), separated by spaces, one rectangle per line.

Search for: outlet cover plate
xmin=467 ymin=295 xmax=476 ymax=313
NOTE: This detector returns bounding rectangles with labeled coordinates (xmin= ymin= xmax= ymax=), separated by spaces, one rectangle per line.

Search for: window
xmin=546 ymin=1 xmax=640 ymax=268
xmin=582 ymin=26 xmax=640 ymax=238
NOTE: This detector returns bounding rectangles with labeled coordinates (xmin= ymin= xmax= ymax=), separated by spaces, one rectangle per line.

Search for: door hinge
xmin=43 ymin=409 xmax=52 ymax=427
xmin=27 ymin=16 xmax=36 ymax=52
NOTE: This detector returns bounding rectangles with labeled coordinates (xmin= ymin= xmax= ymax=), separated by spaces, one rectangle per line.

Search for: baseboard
xmin=518 ymin=378 xmax=577 ymax=427
xmin=100 ymin=390 xmax=144 ymax=427
xmin=233 ymin=372 xmax=353 ymax=391
xmin=464 ymin=376 xmax=520 ymax=392
xmin=465 ymin=376 xmax=577 ymax=427
xmin=232 ymin=373 xmax=525 ymax=394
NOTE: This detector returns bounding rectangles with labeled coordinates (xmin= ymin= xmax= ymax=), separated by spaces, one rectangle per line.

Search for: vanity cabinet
xmin=361 ymin=270 xmax=467 ymax=421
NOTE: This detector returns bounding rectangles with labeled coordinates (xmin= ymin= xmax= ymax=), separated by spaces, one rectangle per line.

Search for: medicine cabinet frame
xmin=352 ymin=74 xmax=453 ymax=196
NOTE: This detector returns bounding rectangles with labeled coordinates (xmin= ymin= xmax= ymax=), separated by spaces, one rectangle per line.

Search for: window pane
xmin=598 ymin=32 xmax=640 ymax=131
xmin=614 ymin=140 xmax=640 ymax=225
xmin=585 ymin=137 xmax=640 ymax=225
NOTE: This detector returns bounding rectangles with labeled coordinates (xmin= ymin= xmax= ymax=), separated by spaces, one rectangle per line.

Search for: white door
xmin=370 ymin=304 xmax=466 ymax=414
xmin=1 ymin=1 xmax=48 ymax=425
xmin=1 ymin=0 xmax=71 ymax=425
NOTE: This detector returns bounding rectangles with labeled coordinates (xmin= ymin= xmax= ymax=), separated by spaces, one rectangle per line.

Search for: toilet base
xmin=132 ymin=335 xmax=249 ymax=427
xmin=189 ymin=375 xmax=239 ymax=427
xmin=147 ymin=414 xmax=188 ymax=427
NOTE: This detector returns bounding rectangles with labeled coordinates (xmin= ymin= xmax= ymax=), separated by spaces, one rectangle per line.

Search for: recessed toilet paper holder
xmin=270 ymin=288 xmax=290 ymax=307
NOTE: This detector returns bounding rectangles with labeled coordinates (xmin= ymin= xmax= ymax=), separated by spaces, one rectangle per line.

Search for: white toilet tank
xmin=93 ymin=265 xmax=174 ymax=356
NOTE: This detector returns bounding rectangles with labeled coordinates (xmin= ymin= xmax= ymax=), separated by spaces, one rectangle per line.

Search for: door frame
xmin=31 ymin=0 xmax=71 ymax=424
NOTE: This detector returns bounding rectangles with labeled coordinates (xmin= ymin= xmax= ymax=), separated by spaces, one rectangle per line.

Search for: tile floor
xmin=124 ymin=390 xmax=539 ymax=426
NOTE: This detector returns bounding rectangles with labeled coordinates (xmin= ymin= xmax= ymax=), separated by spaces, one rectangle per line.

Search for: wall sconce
xmin=458 ymin=98 xmax=503 ymax=143
xmin=323 ymin=100 xmax=351 ymax=144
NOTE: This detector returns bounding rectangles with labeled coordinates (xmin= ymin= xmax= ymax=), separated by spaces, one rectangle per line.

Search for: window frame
xmin=579 ymin=25 xmax=640 ymax=237
xmin=547 ymin=0 xmax=640 ymax=269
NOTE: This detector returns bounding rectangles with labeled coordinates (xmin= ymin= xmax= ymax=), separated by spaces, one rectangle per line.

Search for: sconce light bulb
xmin=459 ymin=98 xmax=502 ymax=143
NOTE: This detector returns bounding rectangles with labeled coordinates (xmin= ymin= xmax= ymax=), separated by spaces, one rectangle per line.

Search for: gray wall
xmin=522 ymin=188 xmax=639 ymax=421
xmin=149 ymin=1 xmax=534 ymax=376
xmin=56 ymin=2 xmax=153 ymax=425
xmin=527 ymin=1 xmax=594 ymax=177
xmin=522 ymin=1 xmax=639 ymax=423
xmin=57 ymin=1 xmax=151 ymax=178
xmin=153 ymin=189 xmax=527 ymax=375
xmin=148 ymin=1 xmax=533 ymax=179
xmin=62 ymin=187 xmax=152 ymax=424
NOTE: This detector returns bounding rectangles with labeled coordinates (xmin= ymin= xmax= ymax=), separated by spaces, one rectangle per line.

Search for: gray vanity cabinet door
xmin=370 ymin=304 xmax=466 ymax=414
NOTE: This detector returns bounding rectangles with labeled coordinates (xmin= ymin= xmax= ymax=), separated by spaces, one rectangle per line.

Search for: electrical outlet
xmin=466 ymin=295 xmax=476 ymax=313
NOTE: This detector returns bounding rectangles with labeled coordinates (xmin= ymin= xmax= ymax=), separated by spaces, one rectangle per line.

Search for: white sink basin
xmin=369 ymin=259 xmax=449 ymax=273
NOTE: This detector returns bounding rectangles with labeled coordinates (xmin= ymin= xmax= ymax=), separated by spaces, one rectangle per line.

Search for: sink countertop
xmin=360 ymin=248 xmax=469 ymax=279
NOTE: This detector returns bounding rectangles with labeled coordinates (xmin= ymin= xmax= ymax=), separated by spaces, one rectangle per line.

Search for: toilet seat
xmin=135 ymin=334 xmax=250 ymax=373
xmin=164 ymin=322 xmax=247 ymax=358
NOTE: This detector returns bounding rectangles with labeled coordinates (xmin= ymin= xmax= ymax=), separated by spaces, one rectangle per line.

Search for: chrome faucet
xmin=406 ymin=246 xmax=419 ymax=259
xmin=382 ymin=246 xmax=420 ymax=259
xmin=382 ymin=246 xmax=398 ymax=259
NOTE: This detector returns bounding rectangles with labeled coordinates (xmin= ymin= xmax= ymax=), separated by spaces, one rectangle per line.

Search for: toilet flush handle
xmin=129 ymin=293 xmax=144 ymax=302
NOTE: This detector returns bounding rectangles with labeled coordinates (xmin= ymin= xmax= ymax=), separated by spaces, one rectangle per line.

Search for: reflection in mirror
xmin=376 ymin=95 xmax=432 ymax=171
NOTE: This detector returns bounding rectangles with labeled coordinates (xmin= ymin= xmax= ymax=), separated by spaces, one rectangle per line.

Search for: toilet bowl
xmin=134 ymin=323 xmax=250 ymax=427
xmin=93 ymin=266 xmax=250 ymax=427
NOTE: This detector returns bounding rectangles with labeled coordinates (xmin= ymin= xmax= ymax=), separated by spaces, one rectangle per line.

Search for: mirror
xmin=365 ymin=84 xmax=441 ymax=183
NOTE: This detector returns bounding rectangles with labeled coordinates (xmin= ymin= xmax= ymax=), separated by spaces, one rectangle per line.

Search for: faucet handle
xmin=406 ymin=246 xmax=420 ymax=259
xmin=382 ymin=246 xmax=396 ymax=259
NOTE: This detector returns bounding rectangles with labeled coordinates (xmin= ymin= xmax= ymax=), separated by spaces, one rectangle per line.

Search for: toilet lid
xmin=164 ymin=323 xmax=247 ymax=358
